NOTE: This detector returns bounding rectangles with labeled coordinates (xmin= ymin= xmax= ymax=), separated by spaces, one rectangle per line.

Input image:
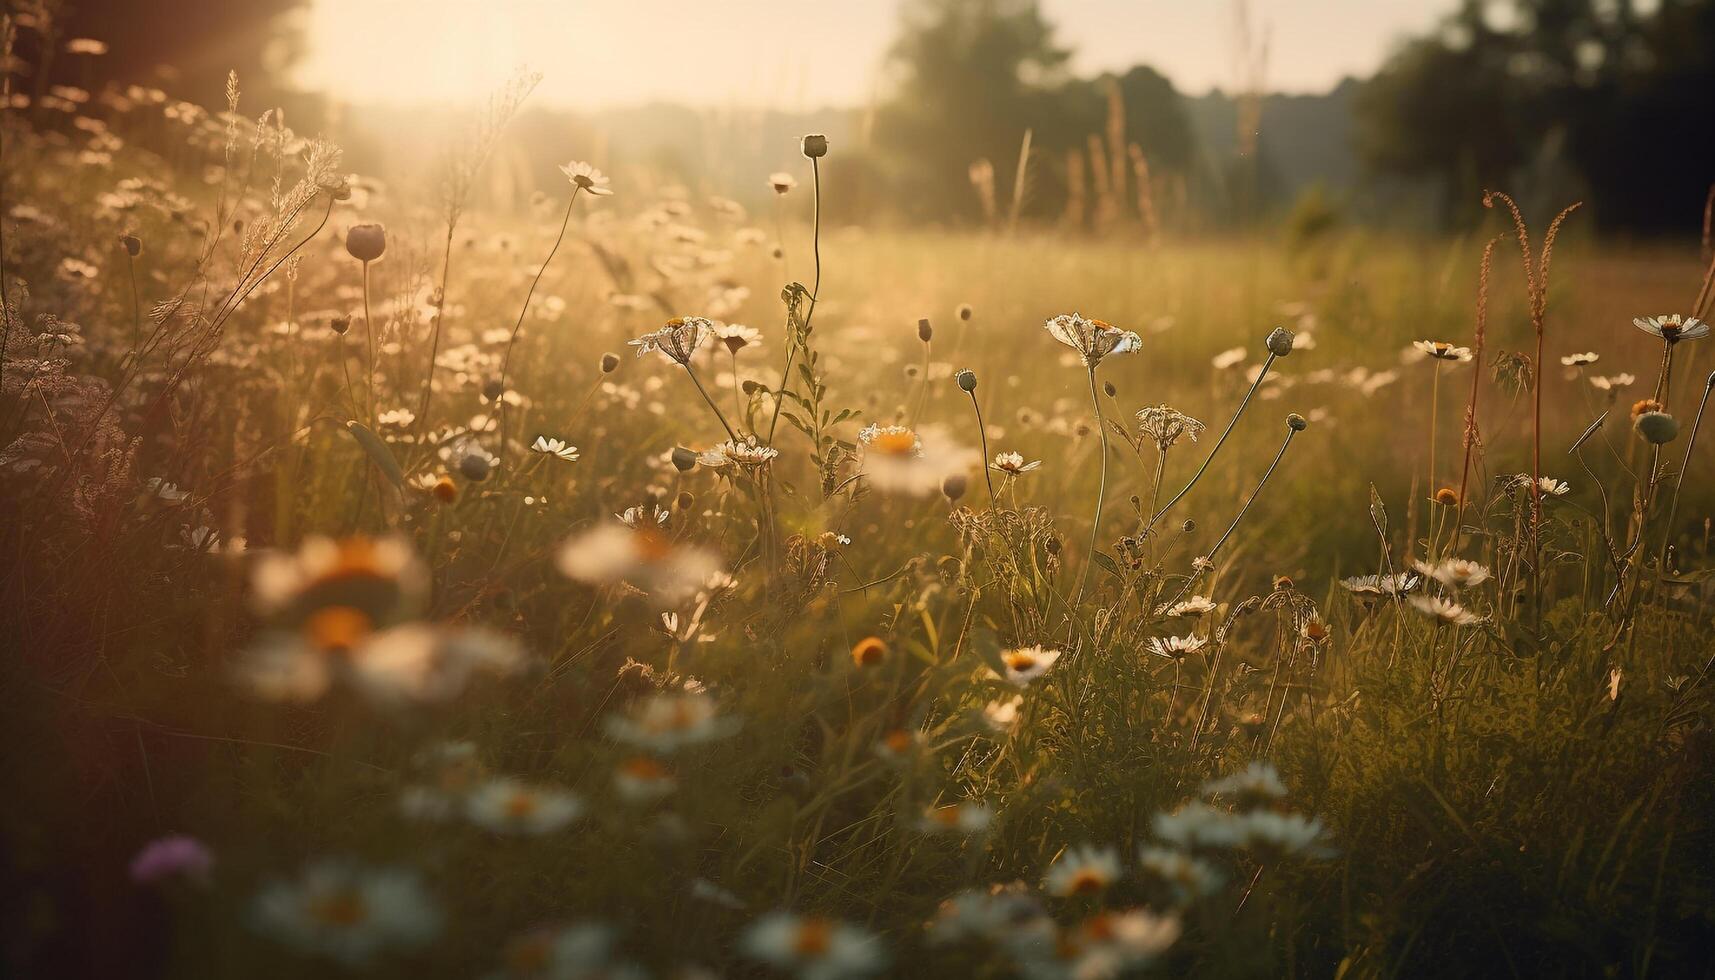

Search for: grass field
xmin=3 ymin=91 xmax=1715 ymax=979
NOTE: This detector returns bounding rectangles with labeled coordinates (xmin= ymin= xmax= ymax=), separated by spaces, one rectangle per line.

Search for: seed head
xmin=330 ymin=314 xmax=351 ymax=336
xmin=345 ymin=223 xmax=387 ymax=263
xmin=956 ymin=368 xmax=977 ymax=392
xmin=941 ymin=472 xmax=968 ymax=501
xmin=1634 ymin=411 xmax=1679 ymax=445
xmin=1266 ymin=326 xmax=1295 ymax=357
xmin=600 ymin=352 xmax=621 ymax=374
xmin=1434 ymin=487 xmax=1459 ymax=506
xmin=482 ymin=378 xmax=505 ymax=402
xmin=676 ymin=490 xmax=695 ymax=511
xmin=671 ymin=446 xmax=698 ymax=472
xmin=120 ymin=234 xmax=142 ymax=257
xmin=1286 ymin=413 xmax=1307 ymax=432
xmin=801 ymin=134 xmax=828 ymax=159
xmin=957 ymin=303 xmax=973 ymax=321
xmin=1103 ymin=381 xmax=1117 ymax=398
xmin=458 ymin=451 xmax=493 ymax=482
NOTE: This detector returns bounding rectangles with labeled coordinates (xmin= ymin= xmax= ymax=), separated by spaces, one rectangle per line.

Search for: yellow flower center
xmin=307 ymin=889 xmax=369 ymax=927
xmin=792 ymin=918 xmax=833 ymax=957
xmin=305 ymin=606 xmax=372 ymax=654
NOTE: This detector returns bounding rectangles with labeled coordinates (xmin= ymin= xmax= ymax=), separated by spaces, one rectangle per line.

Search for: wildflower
xmin=1044 ymin=313 xmax=1142 ymax=367
xmin=1427 ymin=558 xmax=1491 ymax=590
xmin=999 ymin=645 xmax=1061 ymax=686
xmin=494 ymin=923 xmax=634 ymax=979
xmin=1136 ymin=405 xmax=1205 ymax=451
xmin=617 ymin=505 xmax=670 ymax=528
xmin=1408 ymin=595 xmax=1485 ymax=626
xmin=1510 ymin=474 xmax=1570 ymax=496
xmin=1152 ymin=801 xmax=1248 ymax=849
xmin=1147 ymin=634 xmax=1208 ymax=661
xmin=614 ymin=756 xmax=677 ymax=803
xmin=1636 ymin=410 xmax=1679 ymax=444
xmin=742 ymin=912 xmax=883 ymax=979
xmin=1632 ymin=314 xmax=1708 ymax=344
xmin=1590 ymin=372 xmax=1635 ymax=392
xmin=629 ymin=316 xmax=712 ymax=365
xmin=250 ymin=536 xmax=428 ymax=623
xmin=768 ymin=171 xmax=797 ymax=194
xmin=466 ymin=778 xmax=584 ymax=835
xmin=1561 ymin=351 xmax=1599 ymax=367
xmin=1433 ymin=487 xmax=1460 ymax=506
xmin=1339 ymin=572 xmax=1421 ymax=598
xmin=858 ymin=424 xmax=974 ymax=496
xmin=850 ymin=636 xmax=888 ymax=668
xmin=919 ymin=802 xmax=994 ymax=835
xmin=698 ymin=437 xmax=780 ymax=470
xmin=557 ymin=523 xmax=721 ymax=603
xmin=981 ymin=696 xmax=1023 ymax=733
xmin=990 ymin=451 xmax=1041 ymax=475
xmin=1211 ymin=346 xmax=1247 ymax=371
xmin=130 ymin=835 xmax=214 ymax=885
xmin=559 ymin=160 xmax=613 ymax=195
xmin=714 ymin=321 xmax=762 ymax=353
xmin=956 ymin=368 xmax=978 ymax=391
xmin=1237 ymin=810 xmax=1330 ymax=857
xmin=603 ymin=692 xmax=738 ymax=753
xmin=1137 ymin=847 xmax=1224 ymax=902
xmin=252 ymin=861 xmax=440 ymax=966
xmin=345 ymin=223 xmax=386 ymax=263
xmin=1158 ymin=596 xmax=1215 ymax=618
xmin=1202 ymin=761 xmax=1287 ymax=803
xmin=530 ymin=435 xmax=579 ymax=462
xmin=927 ymin=885 xmax=1049 ymax=945
xmin=875 ymin=728 xmax=922 ymax=760
xmin=1413 ymin=340 xmax=1472 ymax=362
xmin=801 ymin=134 xmax=830 ymax=158
xmin=236 ymin=620 xmax=524 ymax=705
xmin=1043 ymin=844 xmax=1123 ymax=896
xmin=1050 ymin=909 xmax=1182 ymax=975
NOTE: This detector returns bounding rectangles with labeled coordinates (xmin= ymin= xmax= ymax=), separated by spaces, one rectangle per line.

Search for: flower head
xmin=557 ymin=524 xmax=722 ymax=604
xmin=466 ymin=778 xmax=584 ymax=835
xmin=1413 ymin=340 xmax=1472 ymax=362
xmin=629 ymin=316 xmax=712 ymax=365
xmin=252 ymin=861 xmax=440 ymax=966
xmin=999 ymin=645 xmax=1061 ymax=686
xmin=603 ymin=692 xmax=738 ymax=753
xmin=740 ymin=912 xmax=884 ymax=979
xmin=1043 ymin=844 xmax=1123 ymax=896
xmin=559 ymin=160 xmax=613 ymax=195
xmin=989 ymin=451 xmax=1041 ymax=475
xmin=698 ymin=436 xmax=779 ymax=471
xmin=1136 ymin=404 xmax=1205 ymax=452
xmin=1633 ymin=314 xmax=1708 ymax=344
xmin=530 ymin=435 xmax=579 ymax=462
xmin=1148 ymin=634 xmax=1208 ymax=661
xmin=1045 ymin=313 xmax=1142 ymax=367
xmin=1426 ymin=558 xmax=1491 ymax=590
xmin=1408 ymin=594 xmax=1485 ymax=626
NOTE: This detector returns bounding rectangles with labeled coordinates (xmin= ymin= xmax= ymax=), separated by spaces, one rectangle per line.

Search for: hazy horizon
xmin=299 ymin=0 xmax=1462 ymax=110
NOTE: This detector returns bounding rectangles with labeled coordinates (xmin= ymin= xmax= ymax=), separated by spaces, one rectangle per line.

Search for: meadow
xmin=3 ymin=70 xmax=1715 ymax=979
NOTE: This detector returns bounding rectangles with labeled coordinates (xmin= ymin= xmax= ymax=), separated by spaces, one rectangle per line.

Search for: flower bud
xmin=1434 ymin=487 xmax=1459 ymax=507
xmin=957 ymin=303 xmax=973 ymax=321
xmin=482 ymin=378 xmax=505 ymax=402
xmin=1287 ymin=413 xmax=1307 ymax=432
xmin=917 ymin=318 xmax=933 ymax=343
xmin=330 ymin=314 xmax=351 ymax=336
xmin=600 ymin=352 xmax=621 ymax=373
xmin=345 ymin=223 xmax=386 ymax=263
xmin=1103 ymin=381 xmax=1117 ymax=398
xmin=120 ymin=234 xmax=142 ymax=257
xmin=431 ymin=476 xmax=458 ymax=503
xmin=676 ymin=490 xmax=695 ymax=511
xmin=1266 ymin=326 xmax=1295 ymax=357
xmin=670 ymin=446 xmax=698 ymax=472
xmin=1634 ymin=410 xmax=1679 ymax=445
xmin=941 ymin=472 xmax=967 ymax=501
xmin=1181 ymin=519 xmax=1196 ymax=533
xmin=801 ymin=134 xmax=828 ymax=159
xmin=458 ymin=451 xmax=493 ymax=482
xmin=955 ymin=369 xmax=977 ymax=392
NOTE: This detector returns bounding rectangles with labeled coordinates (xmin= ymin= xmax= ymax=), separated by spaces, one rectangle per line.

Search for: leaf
xmin=1091 ymin=550 xmax=1122 ymax=582
xmin=344 ymin=421 xmax=405 ymax=489
xmin=1368 ymin=483 xmax=1389 ymax=538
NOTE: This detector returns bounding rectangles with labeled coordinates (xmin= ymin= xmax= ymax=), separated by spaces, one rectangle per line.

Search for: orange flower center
xmin=1067 ymin=869 xmax=1107 ymax=895
xmin=504 ymin=791 xmax=539 ymax=819
xmin=307 ymin=889 xmax=369 ymax=927
xmin=622 ymin=756 xmax=667 ymax=780
xmin=882 ymin=730 xmax=912 ymax=754
xmin=871 ymin=431 xmax=917 ymax=457
xmin=851 ymin=637 xmax=887 ymax=667
xmin=1005 ymin=652 xmax=1038 ymax=672
xmin=792 ymin=918 xmax=832 ymax=957
xmin=304 ymin=606 xmax=372 ymax=654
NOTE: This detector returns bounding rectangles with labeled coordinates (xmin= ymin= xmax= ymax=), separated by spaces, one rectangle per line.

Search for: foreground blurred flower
xmin=1632 ymin=314 xmax=1708 ymax=344
xmin=1044 ymin=844 xmax=1123 ymax=896
xmin=999 ymin=645 xmax=1061 ymax=686
xmin=130 ymin=835 xmax=213 ymax=885
xmin=927 ymin=884 xmax=1049 ymax=945
xmin=557 ymin=524 xmax=721 ymax=604
xmin=1039 ymin=909 xmax=1182 ymax=978
xmin=1137 ymin=847 xmax=1224 ymax=903
xmin=1044 ymin=313 xmax=1142 ymax=367
xmin=741 ymin=912 xmax=884 ymax=980
xmin=1153 ymin=802 xmax=1248 ymax=849
xmin=252 ymin=861 xmax=439 ymax=966
xmin=466 ymin=778 xmax=584 ymax=834
xmin=981 ymin=696 xmax=1023 ymax=733
xmin=234 ymin=621 xmax=526 ymax=705
xmin=918 ymin=802 xmax=994 ymax=835
xmin=530 ymin=435 xmax=579 ymax=462
xmin=629 ymin=316 xmax=712 ymax=365
xmin=603 ymin=692 xmax=739 ymax=753
xmin=1408 ymin=594 xmax=1485 ymax=627
xmin=614 ymin=756 xmax=677 ymax=803
xmin=251 ymin=536 xmax=428 ymax=624
xmin=559 ymin=160 xmax=613 ymax=195
xmin=857 ymin=423 xmax=975 ymax=496
xmin=1202 ymin=761 xmax=1287 ymax=803
xmin=493 ymin=922 xmax=638 ymax=980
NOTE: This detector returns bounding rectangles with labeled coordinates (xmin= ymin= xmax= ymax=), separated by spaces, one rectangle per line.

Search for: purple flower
xmin=129 ymin=835 xmax=213 ymax=885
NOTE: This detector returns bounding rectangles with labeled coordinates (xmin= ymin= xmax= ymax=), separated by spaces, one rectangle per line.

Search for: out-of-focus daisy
xmin=1427 ymin=558 xmax=1491 ymax=590
xmin=1412 ymin=340 xmax=1472 ymax=362
xmin=250 ymin=536 xmax=428 ymax=624
xmin=767 ymin=172 xmax=798 ymax=194
xmin=400 ymin=742 xmax=484 ymax=821
xmin=466 ymin=778 xmax=584 ymax=835
xmin=1238 ymin=810 xmax=1331 ymax=857
xmin=1137 ymin=846 xmax=1224 ymax=903
xmin=1044 ymin=313 xmax=1142 ymax=367
xmin=1632 ymin=314 xmax=1709 ymax=344
xmin=234 ymin=621 xmax=524 ymax=705
xmin=530 ymin=435 xmax=579 ymax=462
xmin=1339 ymin=572 xmax=1421 ymax=597
xmin=252 ymin=861 xmax=440 ymax=966
xmin=858 ymin=423 xmax=974 ymax=497
xmin=874 ymin=727 xmax=922 ymax=761
xmin=1158 ymin=596 xmax=1215 ymax=618
xmin=981 ymin=696 xmax=1023 ymax=734
xmin=989 ymin=451 xmax=1041 ymax=475
xmin=614 ymin=756 xmax=677 ymax=803
xmin=1047 ymin=908 xmax=1182 ymax=977
xmin=1211 ymin=346 xmax=1247 ymax=371
xmin=1152 ymin=801 xmax=1248 ymax=849
xmin=1202 ymin=761 xmax=1287 ymax=802
xmin=715 ymin=321 xmax=763 ymax=353
xmin=1590 ymin=372 xmax=1635 ymax=392
xmin=918 ymin=802 xmax=994 ymax=835
xmin=927 ymin=884 xmax=1049 ymax=945
xmin=603 ymin=692 xmax=738 ymax=753
xmin=493 ymin=923 xmax=638 ymax=980
xmin=1408 ymin=595 xmax=1485 ymax=627
xmin=557 ymin=523 xmax=722 ymax=604
xmin=130 ymin=835 xmax=214 ymax=885
xmin=698 ymin=437 xmax=779 ymax=471
xmin=1560 ymin=351 xmax=1599 ymax=367
xmin=1043 ymin=844 xmax=1123 ymax=896
xmin=629 ymin=316 xmax=712 ymax=365
xmin=1147 ymin=634 xmax=1208 ymax=661
xmin=559 ymin=160 xmax=613 ymax=195
xmin=999 ymin=645 xmax=1061 ymax=686
xmin=740 ymin=912 xmax=886 ymax=980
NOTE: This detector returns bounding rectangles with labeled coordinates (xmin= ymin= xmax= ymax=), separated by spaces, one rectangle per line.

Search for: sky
xmin=300 ymin=0 xmax=1460 ymax=110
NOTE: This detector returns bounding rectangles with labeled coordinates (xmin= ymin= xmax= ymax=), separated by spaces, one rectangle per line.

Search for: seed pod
xmin=957 ymin=303 xmax=973 ymax=321
xmin=1266 ymin=326 xmax=1295 ymax=357
xmin=941 ymin=472 xmax=968 ymax=501
xmin=1103 ymin=381 xmax=1117 ymax=398
xmin=670 ymin=447 xmax=697 ymax=472
xmin=676 ymin=490 xmax=695 ymax=511
xmin=801 ymin=134 xmax=829 ymax=158
xmin=917 ymin=318 xmax=933 ymax=343
xmin=1635 ymin=410 xmax=1679 ymax=445
xmin=458 ymin=452 xmax=493 ymax=482
xmin=1287 ymin=413 xmax=1307 ymax=432
xmin=120 ymin=234 xmax=142 ymax=257
xmin=330 ymin=314 xmax=351 ymax=336
xmin=482 ymin=378 xmax=505 ymax=402
xmin=345 ymin=223 xmax=387 ymax=263
xmin=600 ymin=352 xmax=621 ymax=374
xmin=955 ymin=369 xmax=977 ymax=392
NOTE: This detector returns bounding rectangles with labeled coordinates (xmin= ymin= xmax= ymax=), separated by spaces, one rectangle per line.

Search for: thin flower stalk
xmin=765 ymin=155 xmax=821 ymax=446
xmin=496 ymin=183 xmax=583 ymax=460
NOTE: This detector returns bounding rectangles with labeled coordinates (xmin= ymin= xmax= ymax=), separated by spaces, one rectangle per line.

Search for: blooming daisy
xmin=1147 ymin=634 xmax=1208 ymax=661
xmin=614 ymin=756 xmax=677 ymax=804
xmin=1427 ymin=558 xmax=1491 ymax=590
xmin=1560 ymin=351 xmax=1599 ymax=367
xmin=740 ymin=912 xmax=886 ymax=980
xmin=466 ymin=778 xmax=584 ymax=835
xmin=1413 ymin=340 xmax=1473 ymax=362
xmin=714 ymin=321 xmax=763 ymax=353
xmin=981 ymin=696 xmax=1023 ymax=733
xmin=1408 ymin=594 xmax=1485 ymax=627
xmin=1043 ymin=844 xmax=1123 ymax=896
xmin=1237 ymin=810 xmax=1330 ymax=857
xmin=1152 ymin=801 xmax=1248 ymax=849
xmin=530 ymin=435 xmax=579 ymax=462
xmin=250 ymin=536 xmax=428 ymax=624
xmin=559 ymin=160 xmax=613 ymax=195
xmin=1044 ymin=313 xmax=1142 ymax=367
xmin=697 ymin=437 xmax=780 ymax=470
xmin=1137 ymin=847 xmax=1224 ymax=902
xmin=603 ymin=692 xmax=739 ymax=753
xmin=234 ymin=621 xmax=524 ymax=705
xmin=858 ymin=424 xmax=974 ymax=496
xmin=1202 ymin=761 xmax=1287 ymax=802
xmin=1510 ymin=474 xmax=1570 ymax=496
xmin=628 ymin=316 xmax=712 ymax=365
xmin=989 ymin=451 xmax=1041 ymax=475
xmin=999 ymin=645 xmax=1061 ymax=686
xmin=251 ymin=861 xmax=440 ymax=966
xmin=1158 ymin=596 xmax=1215 ymax=618
xmin=1632 ymin=314 xmax=1709 ymax=344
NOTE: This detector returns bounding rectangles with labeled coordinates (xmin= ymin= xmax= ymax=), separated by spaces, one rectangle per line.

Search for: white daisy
xmin=1408 ymin=594 xmax=1485 ymax=627
xmin=603 ymin=692 xmax=739 ymax=753
xmin=466 ymin=778 xmax=584 ymax=835
xmin=1043 ymin=844 xmax=1124 ymax=897
xmin=252 ymin=861 xmax=440 ymax=966
xmin=1147 ymin=634 xmax=1208 ymax=661
xmin=1412 ymin=340 xmax=1472 ymax=362
xmin=1158 ymin=596 xmax=1216 ymax=618
xmin=530 ymin=435 xmax=580 ymax=462
xmin=989 ymin=451 xmax=1041 ymax=475
xmin=740 ymin=912 xmax=886 ymax=980
xmin=1632 ymin=314 xmax=1709 ymax=344
xmin=999 ymin=645 xmax=1061 ymax=686
xmin=559 ymin=160 xmax=613 ymax=195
